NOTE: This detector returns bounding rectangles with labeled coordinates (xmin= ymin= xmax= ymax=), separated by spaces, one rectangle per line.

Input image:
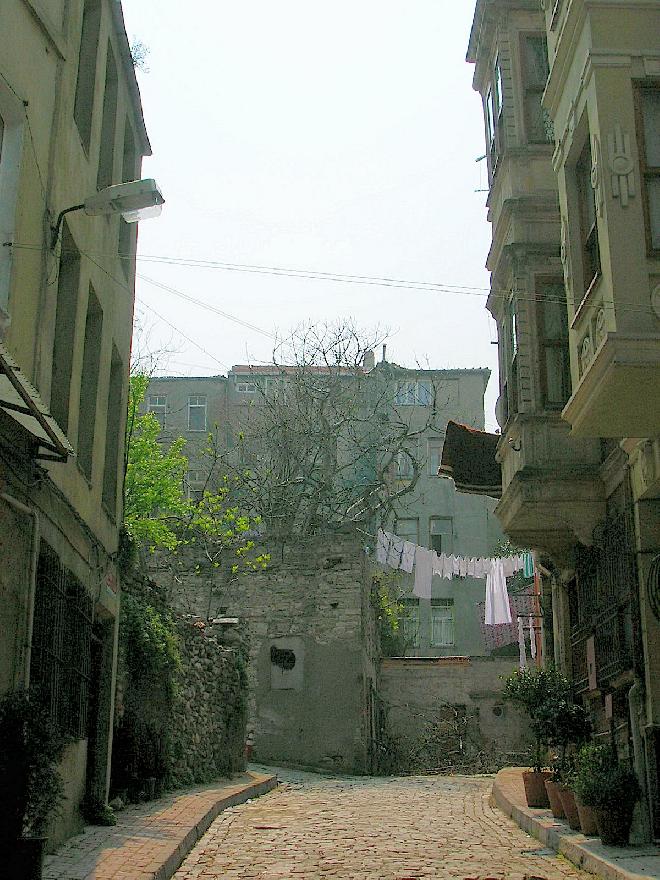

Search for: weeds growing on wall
xmin=371 ymin=568 xmax=412 ymax=657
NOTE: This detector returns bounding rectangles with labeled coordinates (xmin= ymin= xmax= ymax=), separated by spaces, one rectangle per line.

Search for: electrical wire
xmin=10 ymin=241 xmax=651 ymax=315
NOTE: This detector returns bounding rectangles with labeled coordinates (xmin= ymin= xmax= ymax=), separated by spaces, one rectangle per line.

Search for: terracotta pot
xmin=595 ymin=803 xmax=635 ymax=846
xmin=575 ymin=795 xmax=598 ymax=836
xmin=545 ymin=779 xmax=565 ymax=818
xmin=558 ymin=785 xmax=581 ymax=830
xmin=522 ymin=770 xmax=552 ymax=808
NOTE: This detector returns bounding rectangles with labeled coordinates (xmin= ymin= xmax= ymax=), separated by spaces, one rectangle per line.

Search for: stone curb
xmin=492 ymin=768 xmax=660 ymax=880
xmin=44 ymin=771 xmax=277 ymax=880
xmin=153 ymin=773 xmax=278 ymax=880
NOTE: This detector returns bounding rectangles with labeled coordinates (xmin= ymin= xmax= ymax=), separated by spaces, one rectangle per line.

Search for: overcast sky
xmin=122 ymin=1 xmax=498 ymax=426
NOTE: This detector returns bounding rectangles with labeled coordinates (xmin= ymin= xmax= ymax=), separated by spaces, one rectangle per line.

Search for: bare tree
xmin=210 ymin=320 xmax=449 ymax=540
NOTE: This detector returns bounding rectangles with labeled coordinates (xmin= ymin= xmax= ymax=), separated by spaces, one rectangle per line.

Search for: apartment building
xmin=0 ymin=0 xmax=152 ymax=845
xmin=467 ymin=0 xmax=660 ymax=838
xmin=145 ymin=360 xmax=503 ymax=657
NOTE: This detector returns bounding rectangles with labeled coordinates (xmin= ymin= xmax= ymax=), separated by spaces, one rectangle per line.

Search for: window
xmin=77 ymin=286 xmax=103 ymax=479
xmin=401 ymin=599 xmax=420 ymax=649
xmin=430 ymin=598 xmax=455 ymax=647
xmin=521 ymin=35 xmax=551 ymax=144
xmin=395 ymin=380 xmax=432 ymax=406
xmin=118 ymin=122 xmax=138 ymax=275
xmin=396 ymin=449 xmax=415 ymax=479
xmin=428 ymin=437 xmax=444 ymax=477
xmin=486 ymin=57 xmax=505 ymax=174
xmin=537 ymin=279 xmax=570 ymax=408
xmin=636 ymin=85 xmax=660 ymax=253
xmin=51 ymin=224 xmax=81 ymax=433
xmin=236 ymin=381 xmax=257 ymax=394
xmin=0 ymin=93 xmax=24 ymax=321
xmin=102 ymin=346 xmax=124 ymax=515
xmin=185 ymin=469 xmax=205 ymax=503
xmin=30 ymin=543 xmax=93 ymax=738
xmin=73 ymin=0 xmax=102 ymax=152
xmin=501 ymin=297 xmax=519 ymax=423
xmin=97 ymin=44 xmax=118 ymax=189
xmin=188 ymin=395 xmax=207 ymax=431
xmin=147 ymin=395 xmax=166 ymax=428
xmin=576 ymin=138 xmax=601 ymax=297
xmin=395 ymin=518 xmax=419 ymax=544
xmin=430 ymin=517 xmax=453 ymax=555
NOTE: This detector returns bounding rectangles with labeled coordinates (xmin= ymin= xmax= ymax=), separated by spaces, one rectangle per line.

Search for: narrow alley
xmin=173 ymin=768 xmax=589 ymax=880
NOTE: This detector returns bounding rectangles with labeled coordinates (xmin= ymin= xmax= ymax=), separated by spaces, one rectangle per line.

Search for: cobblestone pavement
xmin=173 ymin=767 xmax=591 ymax=879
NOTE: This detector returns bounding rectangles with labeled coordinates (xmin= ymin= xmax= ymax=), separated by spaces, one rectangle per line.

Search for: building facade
xmin=468 ymin=0 xmax=660 ymax=839
xmin=0 ymin=0 xmax=150 ymax=846
xmin=145 ymin=361 xmax=503 ymax=657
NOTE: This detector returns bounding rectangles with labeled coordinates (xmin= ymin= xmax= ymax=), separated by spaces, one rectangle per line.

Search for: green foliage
xmin=574 ymin=744 xmax=640 ymax=809
xmin=371 ymin=568 xmax=410 ymax=657
xmin=124 ymin=376 xmax=268 ymax=572
xmin=124 ymin=375 xmax=190 ymax=551
xmin=502 ymin=666 xmax=584 ymax=772
xmin=0 ymin=689 xmax=69 ymax=841
xmin=121 ymin=593 xmax=180 ymax=697
xmin=572 ymin=742 xmax=617 ymax=805
xmin=82 ymin=797 xmax=117 ymax=826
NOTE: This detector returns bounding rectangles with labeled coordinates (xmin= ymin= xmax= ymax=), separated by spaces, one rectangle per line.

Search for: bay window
xmin=636 ymin=84 xmax=660 ymax=254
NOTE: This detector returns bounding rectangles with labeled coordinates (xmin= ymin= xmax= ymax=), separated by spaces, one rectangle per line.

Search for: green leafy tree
xmin=123 ymin=375 xmax=268 ymax=569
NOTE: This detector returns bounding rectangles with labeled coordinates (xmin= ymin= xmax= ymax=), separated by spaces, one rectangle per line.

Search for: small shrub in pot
xmin=0 ymin=689 xmax=68 ymax=879
xmin=573 ymin=745 xmax=640 ymax=846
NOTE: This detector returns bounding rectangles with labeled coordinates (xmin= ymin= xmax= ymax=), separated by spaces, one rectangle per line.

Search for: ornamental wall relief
xmin=560 ymin=215 xmax=572 ymax=298
xmin=607 ymin=124 xmax=635 ymax=207
xmin=580 ymin=333 xmax=594 ymax=376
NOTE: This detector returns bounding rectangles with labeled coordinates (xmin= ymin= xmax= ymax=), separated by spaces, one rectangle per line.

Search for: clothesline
xmin=374 ymin=529 xmax=534 ymax=627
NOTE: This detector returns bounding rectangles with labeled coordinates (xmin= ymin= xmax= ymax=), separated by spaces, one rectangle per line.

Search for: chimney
xmin=381 ymin=344 xmax=387 ymax=363
xmin=362 ymin=350 xmax=375 ymax=371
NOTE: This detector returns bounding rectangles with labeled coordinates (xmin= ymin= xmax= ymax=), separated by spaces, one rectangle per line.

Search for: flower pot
xmin=575 ymin=795 xmax=598 ymax=835
xmin=595 ymin=803 xmax=635 ymax=847
xmin=544 ymin=779 xmax=565 ymax=818
xmin=522 ymin=770 xmax=552 ymax=808
xmin=10 ymin=837 xmax=46 ymax=880
xmin=557 ymin=786 xmax=581 ymax=830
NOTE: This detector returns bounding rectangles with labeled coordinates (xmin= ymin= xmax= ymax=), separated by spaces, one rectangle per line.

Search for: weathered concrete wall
xmin=159 ymin=531 xmax=377 ymax=775
xmin=379 ymin=657 xmax=531 ymax=774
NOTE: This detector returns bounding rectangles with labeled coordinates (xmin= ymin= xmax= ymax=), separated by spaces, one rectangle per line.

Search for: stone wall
xmin=156 ymin=530 xmax=378 ymax=775
xmin=112 ymin=573 xmax=247 ymax=797
xmin=169 ymin=617 xmax=247 ymax=785
xmin=379 ymin=656 xmax=531 ymax=774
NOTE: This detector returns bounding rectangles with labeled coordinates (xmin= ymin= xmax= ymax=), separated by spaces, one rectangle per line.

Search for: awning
xmin=0 ymin=342 xmax=73 ymax=462
xmin=438 ymin=420 xmax=501 ymax=498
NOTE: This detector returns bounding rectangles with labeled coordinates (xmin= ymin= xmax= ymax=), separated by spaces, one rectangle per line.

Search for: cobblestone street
xmin=173 ymin=768 xmax=590 ymax=879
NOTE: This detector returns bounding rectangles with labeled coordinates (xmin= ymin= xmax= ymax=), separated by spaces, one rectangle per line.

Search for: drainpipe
xmin=629 ymin=677 xmax=652 ymax=843
xmin=1 ymin=492 xmax=39 ymax=688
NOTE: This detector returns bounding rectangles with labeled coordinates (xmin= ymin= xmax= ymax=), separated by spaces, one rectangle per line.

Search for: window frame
xmin=395 ymin=517 xmax=419 ymax=544
xmin=430 ymin=517 xmax=453 ymax=555
xmin=147 ymin=394 xmax=167 ymax=428
xmin=430 ymin=598 xmax=455 ymax=648
xmin=394 ymin=380 xmax=432 ymax=407
xmin=536 ymin=277 xmax=571 ymax=410
xmin=427 ymin=436 xmax=444 ymax=477
xmin=520 ymin=33 xmax=552 ymax=146
xmin=235 ymin=381 xmax=257 ymax=394
xmin=0 ymin=88 xmax=25 ymax=325
xmin=400 ymin=598 xmax=420 ymax=649
xmin=634 ymin=82 xmax=660 ymax=257
xmin=576 ymin=137 xmax=601 ymax=300
xmin=187 ymin=394 xmax=207 ymax=432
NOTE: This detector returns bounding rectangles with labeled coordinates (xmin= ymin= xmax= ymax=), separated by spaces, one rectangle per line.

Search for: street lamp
xmin=50 ymin=178 xmax=164 ymax=248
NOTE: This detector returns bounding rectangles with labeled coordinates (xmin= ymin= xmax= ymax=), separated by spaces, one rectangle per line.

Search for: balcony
xmin=495 ymin=414 xmax=604 ymax=559
xmin=562 ymin=332 xmax=660 ymax=438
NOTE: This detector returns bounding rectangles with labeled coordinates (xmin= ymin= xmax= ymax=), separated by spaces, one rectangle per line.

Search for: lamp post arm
xmin=50 ymin=204 xmax=86 ymax=250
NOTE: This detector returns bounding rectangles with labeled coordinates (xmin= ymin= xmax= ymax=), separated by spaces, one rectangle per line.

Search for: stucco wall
xmin=159 ymin=531 xmax=377 ymax=775
xmin=379 ymin=656 xmax=531 ymax=774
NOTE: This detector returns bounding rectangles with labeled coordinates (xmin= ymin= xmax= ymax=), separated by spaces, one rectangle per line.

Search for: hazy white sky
xmin=122 ymin=1 xmax=498 ymax=425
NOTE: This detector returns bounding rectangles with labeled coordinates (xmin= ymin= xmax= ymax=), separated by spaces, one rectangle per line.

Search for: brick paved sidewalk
xmin=43 ymin=771 xmax=276 ymax=880
xmin=494 ymin=767 xmax=660 ymax=880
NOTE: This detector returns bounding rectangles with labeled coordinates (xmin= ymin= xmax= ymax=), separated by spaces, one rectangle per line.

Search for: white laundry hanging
xmin=529 ymin=615 xmax=537 ymax=659
xmin=413 ymin=547 xmax=434 ymax=599
xmin=484 ymin=558 xmax=512 ymax=625
xmin=375 ymin=529 xmax=389 ymax=565
xmin=518 ymin=617 xmax=528 ymax=669
xmin=387 ymin=534 xmax=404 ymax=569
xmin=400 ymin=541 xmax=416 ymax=574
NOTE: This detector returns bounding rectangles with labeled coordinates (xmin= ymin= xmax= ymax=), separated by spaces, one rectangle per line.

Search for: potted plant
xmin=0 ymin=689 xmax=68 ymax=880
xmin=546 ymin=699 xmax=591 ymax=828
xmin=502 ymin=667 xmax=570 ymax=808
xmin=574 ymin=749 xmax=640 ymax=846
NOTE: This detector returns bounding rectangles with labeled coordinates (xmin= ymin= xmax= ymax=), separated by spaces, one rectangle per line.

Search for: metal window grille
xmin=30 ymin=543 xmax=93 ymax=738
